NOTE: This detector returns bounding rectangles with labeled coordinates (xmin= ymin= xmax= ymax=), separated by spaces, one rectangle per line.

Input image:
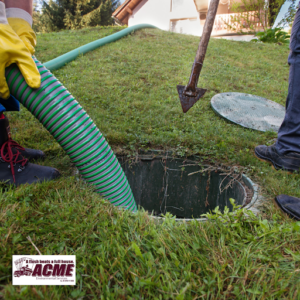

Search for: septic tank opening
xmin=117 ymin=154 xmax=254 ymax=219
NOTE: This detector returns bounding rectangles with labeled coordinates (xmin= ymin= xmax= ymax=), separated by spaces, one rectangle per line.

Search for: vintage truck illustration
xmin=14 ymin=266 xmax=33 ymax=277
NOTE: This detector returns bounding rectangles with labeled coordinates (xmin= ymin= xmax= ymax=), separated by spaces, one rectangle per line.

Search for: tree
xmin=40 ymin=0 xmax=120 ymax=31
xmin=269 ymin=0 xmax=285 ymax=26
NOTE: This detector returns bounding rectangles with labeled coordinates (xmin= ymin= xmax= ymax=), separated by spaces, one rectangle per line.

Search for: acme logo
xmin=13 ymin=255 xmax=76 ymax=286
xmin=30 ymin=264 xmax=74 ymax=277
xmin=13 ymin=257 xmax=75 ymax=278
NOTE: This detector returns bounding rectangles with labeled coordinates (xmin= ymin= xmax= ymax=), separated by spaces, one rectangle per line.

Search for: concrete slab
xmin=211 ymin=92 xmax=285 ymax=132
xmin=214 ymin=35 xmax=255 ymax=42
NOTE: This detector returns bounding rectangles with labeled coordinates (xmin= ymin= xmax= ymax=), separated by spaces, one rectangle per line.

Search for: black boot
xmin=275 ymin=195 xmax=300 ymax=220
xmin=0 ymin=115 xmax=60 ymax=186
xmin=255 ymin=144 xmax=300 ymax=172
xmin=0 ymin=115 xmax=45 ymax=161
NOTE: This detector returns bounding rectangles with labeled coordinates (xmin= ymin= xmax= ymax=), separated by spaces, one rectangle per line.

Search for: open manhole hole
xmin=118 ymin=154 xmax=258 ymax=220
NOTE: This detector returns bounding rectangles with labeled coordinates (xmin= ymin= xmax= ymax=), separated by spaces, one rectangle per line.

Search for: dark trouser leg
xmin=276 ymin=53 xmax=300 ymax=154
xmin=276 ymin=9 xmax=300 ymax=154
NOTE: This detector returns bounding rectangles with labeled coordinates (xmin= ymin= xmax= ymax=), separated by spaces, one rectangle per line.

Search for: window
xmin=170 ymin=18 xmax=198 ymax=34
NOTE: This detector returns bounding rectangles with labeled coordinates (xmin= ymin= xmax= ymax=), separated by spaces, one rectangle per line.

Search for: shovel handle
xmin=184 ymin=0 xmax=220 ymax=96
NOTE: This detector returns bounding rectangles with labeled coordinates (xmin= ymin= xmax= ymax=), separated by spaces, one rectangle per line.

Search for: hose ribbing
xmin=5 ymin=58 xmax=137 ymax=212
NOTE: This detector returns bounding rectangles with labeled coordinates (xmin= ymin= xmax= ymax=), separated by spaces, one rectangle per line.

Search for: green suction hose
xmin=5 ymin=58 xmax=137 ymax=212
xmin=44 ymin=24 xmax=157 ymax=71
xmin=4 ymin=24 xmax=158 ymax=212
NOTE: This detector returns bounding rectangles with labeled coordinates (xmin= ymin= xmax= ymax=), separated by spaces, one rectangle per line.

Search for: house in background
xmin=112 ymin=0 xmax=266 ymax=37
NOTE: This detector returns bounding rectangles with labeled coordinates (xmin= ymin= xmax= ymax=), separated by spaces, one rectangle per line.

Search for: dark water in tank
xmin=117 ymin=156 xmax=245 ymax=219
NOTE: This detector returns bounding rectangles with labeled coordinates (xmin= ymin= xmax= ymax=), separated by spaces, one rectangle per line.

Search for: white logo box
xmin=13 ymin=255 xmax=76 ymax=285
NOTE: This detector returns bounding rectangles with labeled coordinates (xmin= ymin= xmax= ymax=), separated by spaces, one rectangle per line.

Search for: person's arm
xmin=4 ymin=0 xmax=36 ymax=55
xmin=5 ymin=0 xmax=33 ymax=27
xmin=0 ymin=0 xmax=40 ymax=99
xmin=5 ymin=0 xmax=33 ymax=16
xmin=0 ymin=0 xmax=7 ymax=23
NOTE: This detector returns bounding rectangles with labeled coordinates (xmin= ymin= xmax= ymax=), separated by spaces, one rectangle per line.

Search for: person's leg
xmin=276 ymin=28 xmax=300 ymax=154
xmin=0 ymin=96 xmax=60 ymax=185
xmin=0 ymin=95 xmax=45 ymax=160
xmin=254 ymin=8 xmax=300 ymax=171
xmin=0 ymin=115 xmax=60 ymax=185
xmin=256 ymin=10 xmax=300 ymax=219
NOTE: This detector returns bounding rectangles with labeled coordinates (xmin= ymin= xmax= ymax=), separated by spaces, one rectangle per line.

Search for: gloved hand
xmin=8 ymin=18 xmax=36 ymax=55
xmin=0 ymin=23 xmax=41 ymax=99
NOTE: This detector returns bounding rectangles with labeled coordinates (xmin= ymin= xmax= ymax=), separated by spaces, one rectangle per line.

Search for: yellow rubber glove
xmin=8 ymin=18 xmax=36 ymax=55
xmin=0 ymin=23 xmax=41 ymax=99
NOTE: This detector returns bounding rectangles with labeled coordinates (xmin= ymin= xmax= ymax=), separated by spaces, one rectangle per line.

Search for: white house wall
xmin=171 ymin=0 xmax=199 ymax=20
xmin=128 ymin=0 xmax=170 ymax=31
xmin=126 ymin=0 xmax=262 ymax=36
xmin=128 ymin=0 xmax=202 ymax=36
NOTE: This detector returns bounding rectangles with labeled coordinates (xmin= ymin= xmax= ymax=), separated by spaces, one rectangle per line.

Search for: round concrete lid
xmin=211 ymin=92 xmax=285 ymax=132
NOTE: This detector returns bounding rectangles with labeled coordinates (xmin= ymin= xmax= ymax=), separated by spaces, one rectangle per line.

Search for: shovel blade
xmin=177 ymin=85 xmax=207 ymax=113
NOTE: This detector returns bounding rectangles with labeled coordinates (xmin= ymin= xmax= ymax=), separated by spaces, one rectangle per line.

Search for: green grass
xmin=1 ymin=26 xmax=300 ymax=299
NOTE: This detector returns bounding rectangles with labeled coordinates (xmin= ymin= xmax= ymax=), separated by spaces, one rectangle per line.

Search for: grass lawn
xmin=1 ymin=26 xmax=300 ymax=299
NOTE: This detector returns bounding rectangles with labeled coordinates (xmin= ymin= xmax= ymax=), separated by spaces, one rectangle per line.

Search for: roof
xmin=112 ymin=0 xmax=144 ymax=25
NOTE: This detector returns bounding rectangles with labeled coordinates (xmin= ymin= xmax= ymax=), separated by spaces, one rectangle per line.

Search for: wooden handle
xmin=184 ymin=0 xmax=220 ymax=96
xmin=195 ymin=0 xmax=220 ymax=64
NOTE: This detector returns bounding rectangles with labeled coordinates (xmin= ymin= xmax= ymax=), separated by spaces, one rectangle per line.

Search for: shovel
xmin=177 ymin=0 xmax=220 ymax=113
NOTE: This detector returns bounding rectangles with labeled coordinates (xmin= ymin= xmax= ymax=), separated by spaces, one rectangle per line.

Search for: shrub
xmin=251 ymin=27 xmax=290 ymax=44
